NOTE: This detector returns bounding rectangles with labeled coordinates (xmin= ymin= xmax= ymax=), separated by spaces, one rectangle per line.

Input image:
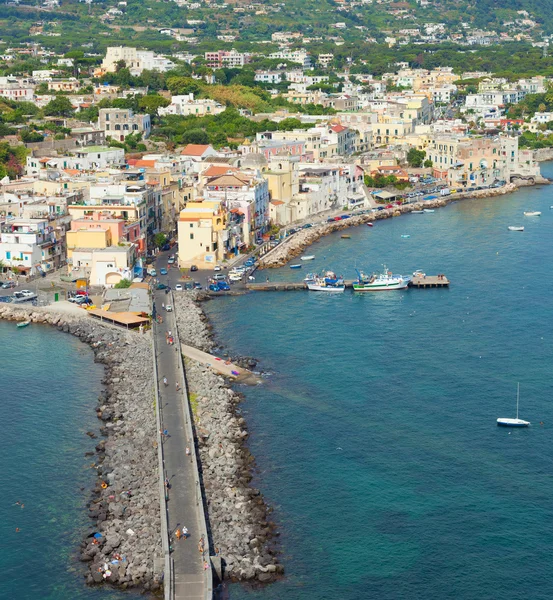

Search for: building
xmin=98 ymin=108 xmax=151 ymax=141
xmin=100 ymin=46 xmax=175 ymax=76
xmin=204 ymin=49 xmax=251 ymax=69
xmin=254 ymin=71 xmax=283 ymax=85
xmin=0 ymin=78 xmax=35 ymax=102
xmin=158 ymin=94 xmax=224 ymax=117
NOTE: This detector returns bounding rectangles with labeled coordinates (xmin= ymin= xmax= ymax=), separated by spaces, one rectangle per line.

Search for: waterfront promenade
xmin=153 ymin=289 xmax=209 ymax=599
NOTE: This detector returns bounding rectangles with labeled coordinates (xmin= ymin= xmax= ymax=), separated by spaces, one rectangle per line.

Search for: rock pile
xmin=172 ymin=293 xmax=283 ymax=583
xmin=0 ymin=305 xmax=162 ymax=592
xmin=259 ymin=182 xmax=530 ymax=269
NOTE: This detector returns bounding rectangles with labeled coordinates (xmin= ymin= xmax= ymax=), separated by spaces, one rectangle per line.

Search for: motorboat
xmin=497 ymin=383 xmax=530 ymax=427
xmin=401 ymin=234 xmax=410 ymax=238
xmin=507 ymin=226 xmax=524 ymax=231
xmin=366 ymin=223 xmax=374 ymax=227
xmin=411 ymin=210 xmax=424 ymax=214
xmin=301 ymin=255 xmax=315 ymax=261
xmin=304 ymin=271 xmax=345 ymax=292
xmin=423 ymin=209 xmax=435 ymax=213
xmin=290 ymin=264 xmax=302 ymax=269
xmin=17 ymin=320 xmax=31 ymax=328
xmin=352 ymin=265 xmax=411 ymax=292
xmin=341 ymin=235 xmax=351 ymax=239
xmin=523 ymin=211 xmax=541 ymax=216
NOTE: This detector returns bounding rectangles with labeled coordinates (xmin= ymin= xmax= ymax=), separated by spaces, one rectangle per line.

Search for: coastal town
xmin=2 ymin=31 xmax=553 ymax=600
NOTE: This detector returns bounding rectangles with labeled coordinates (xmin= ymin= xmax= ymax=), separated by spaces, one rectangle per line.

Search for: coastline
xmin=173 ymin=292 xmax=283 ymax=584
xmin=0 ymin=305 xmax=163 ymax=592
xmin=259 ymin=179 xmax=550 ymax=269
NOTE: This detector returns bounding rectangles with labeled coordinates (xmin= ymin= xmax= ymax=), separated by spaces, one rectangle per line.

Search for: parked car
xmin=213 ymin=273 xmax=226 ymax=281
xmin=160 ymin=268 xmax=168 ymax=276
xmin=190 ymin=265 xmax=198 ymax=272
xmin=217 ymin=281 xmax=230 ymax=291
xmin=148 ymin=269 xmax=157 ymax=277
xmin=213 ymin=265 xmax=222 ymax=272
xmin=167 ymin=257 xmax=175 ymax=265
xmin=194 ymin=282 xmax=202 ymax=290
xmin=175 ymin=284 xmax=183 ymax=291
xmin=165 ymin=304 xmax=173 ymax=312
xmin=209 ymin=283 xmax=220 ymax=292
xmin=20 ymin=290 xmax=34 ymax=297
xmin=1 ymin=281 xmax=15 ymax=289
xmin=229 ymin=273 xmax=242 ymax=282
xmin=244 ymin=259 xmax=255 ymax=267
xmin=161 ymin=244 xmax=171 ymax=251
xmin=185 ymin=282 xmax=194 ymax=290
xmin=340 ymin=215 xmax=351 ymax=220
xmin=303 ymin=223 xmax=313 ymax=229
xmin=156 ymin=283 xmax=167 ymax=290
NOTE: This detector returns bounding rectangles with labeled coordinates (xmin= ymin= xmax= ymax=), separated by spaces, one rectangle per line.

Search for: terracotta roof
xmin=202 ymin=165 xmax=238 ymax=177
xmin=181 ymin=144 xmax=212 ymax=156
xmin=39 ymin=157 xmax=52 ymax=164
xmin=330 ymin=124 xmax=347 ymax=133
xmin=134 ymin=159 xmax=156 ymax=168
xmin=270 ymin=200 xmax=285 ymax=205
xmin=207 ymin=174 xmax=250 ymax=187
xmin=64 ymin=169 xmax=80 ymax=175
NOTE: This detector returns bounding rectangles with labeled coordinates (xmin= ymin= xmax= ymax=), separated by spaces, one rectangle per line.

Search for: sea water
xmin=0 ymin=323 xmax=139 ymax=600
xmin=205 ymin=163 xmax=553 ymax=600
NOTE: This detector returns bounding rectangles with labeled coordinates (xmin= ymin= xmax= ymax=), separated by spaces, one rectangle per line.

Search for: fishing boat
xmin=17 ymin=320 xmax=30 ymax=328
xmin=507 ymin=226 xmax=524 ymax=231
xmin=411 ymin=210 xmax=424 ymax=214
xmin=290 ymin=264 xmax=302 ymax=269
xmin=523 ymin=211 xmax=541 ymax=216
xmin=352 ymin=265 xmax=411 ymax=292
xmin=341 ymin=234 xmax=351 ymax=239
xmin=301 ymin=255 xmax=315 ymax=261
xmin=497 ymin=383 xmax=530 ymax=427
xmin=401 ymin=234 xmax=410 ymax=239
xmin=304 ymin=271 xmax=345 ymax=292
xmin=423 ymin=209 xmax=435 ymax=213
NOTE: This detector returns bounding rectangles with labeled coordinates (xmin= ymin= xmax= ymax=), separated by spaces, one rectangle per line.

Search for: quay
xmin=246 ymin=275 xmax=449 ymax=292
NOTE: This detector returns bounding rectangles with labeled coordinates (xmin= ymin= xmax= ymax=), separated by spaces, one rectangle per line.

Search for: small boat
xmin=301 ymin=255 xmax=315 ymax=261
xmin=411 ymin=210 xmax=424 ymax=214
xmin=507 ymin=226 xmax=524 ymax=232
xmin=17 ymin=320 xmax=31 ymax=328
xmin=341 ymin=234 xmax=351 ymax=239
xmin=304 ymin=271 xmax=345 ymax=292
xmin=523 ymin=211 xmax=541 ymax=216
xmin=290 ymin=264 xmax=302 ymax=269
xmin=423 ymin=209 xmax=435 ymax=213
xmin=353 ymin=265 xmax=411 ymax=292
xmin=497 ymin=383 xmax=530 ymax=427
xmin=401 ymin=234 xmax=410 ymax=239
xmin=366 ymin=222 xmax=374 ymax=227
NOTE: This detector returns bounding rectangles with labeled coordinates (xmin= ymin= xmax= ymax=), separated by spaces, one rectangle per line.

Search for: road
xmin=153 ymin=290 xmax=206 ymax=599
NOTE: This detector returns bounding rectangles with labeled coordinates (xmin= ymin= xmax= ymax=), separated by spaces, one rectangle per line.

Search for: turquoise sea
xmin=0 ymin=323 xmax=139 ymax=600
xmin=205 ymin=163 xmax=553 ymax=600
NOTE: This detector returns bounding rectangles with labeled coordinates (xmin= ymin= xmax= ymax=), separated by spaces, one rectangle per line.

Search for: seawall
xmin=0 ymin=305 xmax=163 ymax=592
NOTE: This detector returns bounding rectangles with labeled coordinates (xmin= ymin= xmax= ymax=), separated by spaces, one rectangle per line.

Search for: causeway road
xmin=153 ymin=290 xmax=206 ymax=599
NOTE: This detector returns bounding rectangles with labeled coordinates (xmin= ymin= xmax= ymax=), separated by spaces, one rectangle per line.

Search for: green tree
xmin=181 ymin=128 xmax=209 ymax=145
xmin=153 ymin=233 xmax=168 ymax=248
xmin=407 ymin=148 xmax=426 ymax=168
xmin=43 ymin=95 xmax=75 ymax=117
xmin=138 ymin=94 xmax=171 ymax=117
xmin=423 ymin=159 xmax=433 ymax=168
xmin=114 ymin=278 xmax=132 ymax=289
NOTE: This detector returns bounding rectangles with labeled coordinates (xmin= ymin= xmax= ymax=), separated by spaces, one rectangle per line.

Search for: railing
xmin=151 ymin=324 xmax=173 ymax=600
xmin=169 ymin=291 xmax=213 ymax=600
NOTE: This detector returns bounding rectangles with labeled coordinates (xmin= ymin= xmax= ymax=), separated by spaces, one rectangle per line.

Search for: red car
xmin=385 ymin=204 xmax=394 ymax=209
xmin=333 ymin=216 xmax=341 ymax=221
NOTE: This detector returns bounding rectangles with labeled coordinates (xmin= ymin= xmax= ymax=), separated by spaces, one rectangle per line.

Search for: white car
xmin=20 ymin=290 xmax=34 ymax=297
xmin=165 ymin=305 xmax=173 ymax=312
xmin=213 ymin=265 xmax=222 ymax=271
xmin=229 ymin=273 xmax=242 ymax=282
xmin=175 ymin=284 xmax=183 ymax=291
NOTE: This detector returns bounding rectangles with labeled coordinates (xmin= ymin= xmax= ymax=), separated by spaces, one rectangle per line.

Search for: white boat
xmin=17 ymin=320 xmax=31 ymax=328
xmin=423 ymin=209 xmax=435 ymax=213
xmin=507 ymin=226 xmax=524 ymax=231
xmin=352 ymin=265 xmax=411 ymax=292
xmin=301 ymin=255 xmax=315 ymax=261
xmin=411 ymin=210 xmax=424 ymax=214
xmin=290 ymin=264 xmax=302 ymax=269
xmin=523 ymin=211 xmax=541 ymax=216
xmin=304 ymin=271 xmax=345 ymax=292
xmin=497 ymin=383 xmax=530 ymax=427
xmin=401 ymin=234 xmax=410 ymax=238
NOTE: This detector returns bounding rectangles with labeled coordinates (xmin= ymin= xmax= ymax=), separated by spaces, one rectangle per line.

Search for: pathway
xmin=153 ymin=290 xmax=206 ymax=599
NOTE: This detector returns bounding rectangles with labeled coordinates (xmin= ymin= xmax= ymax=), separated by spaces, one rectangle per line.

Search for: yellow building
xmin=177 ymin=199 xmax=226 ymax=267
xmin=263 ymin=158 xmax=299 ymax=225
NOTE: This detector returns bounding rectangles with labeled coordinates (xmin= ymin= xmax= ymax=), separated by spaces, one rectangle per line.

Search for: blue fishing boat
xmin=290 ymin=264 xmax=302 ymax=269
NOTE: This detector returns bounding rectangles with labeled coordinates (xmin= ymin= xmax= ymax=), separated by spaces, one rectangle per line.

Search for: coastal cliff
xmin=0 ymin=305 xmax=163 ymax=592
xmin=173 ymin=292 xmax=283 ymax=583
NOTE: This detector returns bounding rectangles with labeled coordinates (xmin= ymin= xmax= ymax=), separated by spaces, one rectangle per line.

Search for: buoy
xmin=101 ymin=482 xmax=108 ymax=489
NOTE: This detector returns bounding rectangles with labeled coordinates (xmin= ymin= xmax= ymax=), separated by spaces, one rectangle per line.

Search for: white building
xmin=98 ymin=108 xmax=151 ymax=141
xmin=269 ymin=49 xmax=312 ymax=69
xmin=101 ymin=46 xmax=175 ymax=76
xmin=0 ymin=78 xmax=35 ymax=102
xmin=158 ymin=94 xmax=224 ymax=117
xmin=254 ymin=71 xmax=283 ymax=84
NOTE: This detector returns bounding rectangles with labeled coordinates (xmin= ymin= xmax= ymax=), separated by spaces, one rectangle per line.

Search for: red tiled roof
xmin=330 ymin=124 xmax=347 ymax=133
xmin=181 ymin=144 xmax=212 ymax=156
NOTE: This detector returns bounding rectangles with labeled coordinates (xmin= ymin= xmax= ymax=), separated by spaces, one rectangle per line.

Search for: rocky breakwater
xmin=0 ymin=304 xmax=162 ymax=592
xmin=173 ymin=292 xmax=283 ymax=583
xmin=259 ymin=183 xmax=527 ymax=269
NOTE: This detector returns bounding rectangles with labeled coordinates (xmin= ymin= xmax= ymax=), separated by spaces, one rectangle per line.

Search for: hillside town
xmin=0 ymin=44 xmax=548 ymax=283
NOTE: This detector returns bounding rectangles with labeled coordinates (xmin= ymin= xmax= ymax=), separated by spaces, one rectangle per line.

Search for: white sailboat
xmin=497 ymin=383 xmax=530 ymax=427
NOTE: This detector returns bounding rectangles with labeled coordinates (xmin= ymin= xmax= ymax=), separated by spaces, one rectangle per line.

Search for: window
xmin=115 ymin=124 xmax=120 ymax=131
xmin=132 ymin=124 xmax=138 ymax=130
xmin=106 ymin=124 xmax=110 ymax=130
xmin=190 ymin=233 xmax=194 ymax=240
xmin=190 ymin=223 xmax=193 ymax=228
xmin=105 ymin=114 xmax=109 ymax=121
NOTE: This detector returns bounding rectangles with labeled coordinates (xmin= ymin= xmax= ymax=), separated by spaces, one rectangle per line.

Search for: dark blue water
xmin=0 ymin=323 xmax=139 ymax=600
xmin=206 ymin=164 xmax=553 ymax=600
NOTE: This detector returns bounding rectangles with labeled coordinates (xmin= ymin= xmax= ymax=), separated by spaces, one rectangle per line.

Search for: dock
xmin=246 ymin=275 xmax=449 ymax=292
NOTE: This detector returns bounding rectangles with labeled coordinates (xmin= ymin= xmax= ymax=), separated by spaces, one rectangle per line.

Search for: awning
xmin=87 ymin=309 xmax=150 ymax=329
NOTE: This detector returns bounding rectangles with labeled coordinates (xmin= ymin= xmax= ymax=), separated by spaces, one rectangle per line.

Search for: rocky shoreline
xmin=0 ymin=305 xmax=162 ymax=592
xmin=260 ymin=180 xmax=548 ymax=268
xmin=173 ymin=292 xmax=283 ymax=583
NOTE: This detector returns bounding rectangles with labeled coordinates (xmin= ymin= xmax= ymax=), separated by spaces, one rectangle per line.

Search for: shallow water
xmin=205 ymin=164 xmax=553 ymax=600
xmin=0 ymin=323 xmax=139 ymax=600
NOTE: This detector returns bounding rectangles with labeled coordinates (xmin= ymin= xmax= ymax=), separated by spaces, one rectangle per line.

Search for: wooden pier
xmin=246 ymin=275 xmax=449 ymax=292
xmin=409 ymin=275 xmax=450 ymax=288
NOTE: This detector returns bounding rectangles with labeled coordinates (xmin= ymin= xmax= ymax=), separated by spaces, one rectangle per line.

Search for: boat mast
xmin=516 ymin=382 xmax=520 ymax=420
